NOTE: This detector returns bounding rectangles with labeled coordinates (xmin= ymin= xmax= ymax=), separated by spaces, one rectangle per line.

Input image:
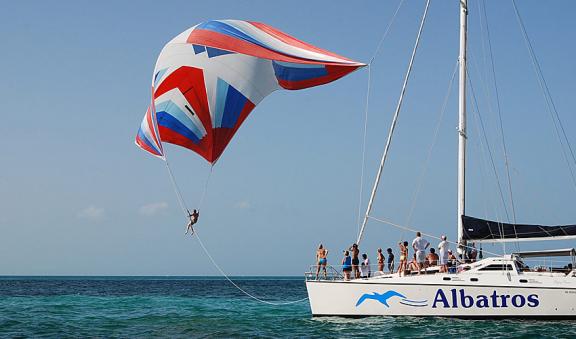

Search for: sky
xmin=1 ymin=0 xmax=576 ymax=276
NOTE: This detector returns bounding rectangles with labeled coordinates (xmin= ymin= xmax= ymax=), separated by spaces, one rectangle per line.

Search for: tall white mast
xmin=457 ymin=0 xmax=468 ymax=248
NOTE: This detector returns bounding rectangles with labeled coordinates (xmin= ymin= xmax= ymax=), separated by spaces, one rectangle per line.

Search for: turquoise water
xmin=0 ymin=276 xmax=574 ymax=338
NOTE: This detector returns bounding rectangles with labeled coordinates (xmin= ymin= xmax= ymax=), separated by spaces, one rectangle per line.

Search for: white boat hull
xmin=306 ymin=274 xmax=576 ymax=318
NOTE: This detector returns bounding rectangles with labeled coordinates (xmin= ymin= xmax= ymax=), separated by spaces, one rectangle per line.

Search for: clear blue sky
xmin=1 ymin=0 xmax=575 ymax=275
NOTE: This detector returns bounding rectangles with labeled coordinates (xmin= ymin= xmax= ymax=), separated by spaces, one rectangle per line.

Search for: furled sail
xmin=136 ymin=20 xmax=364 ymax=163
xmin=462 ymin=215 xmax=576 ymax=242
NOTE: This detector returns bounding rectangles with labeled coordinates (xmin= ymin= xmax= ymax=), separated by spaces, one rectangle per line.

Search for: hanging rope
xmin=193 ymin=230 xmax=309 ymax=306
xmin=165 ymin=160 xmax=190 ymax=216
xmin=163 ymin=154 xmax=308 ymax=306
xmin=356 ymin=0 xmax=406 ymax=235
xmin=197 ymin=165 xmax=214 ymax=211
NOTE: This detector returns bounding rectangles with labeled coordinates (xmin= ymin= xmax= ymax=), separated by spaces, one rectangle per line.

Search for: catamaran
xmin=305 ymin=0 xmax=576 ymax=319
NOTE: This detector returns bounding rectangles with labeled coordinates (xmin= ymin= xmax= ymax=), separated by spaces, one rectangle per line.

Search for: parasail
xmin=136 ymin=19 xmax=364 ymax=163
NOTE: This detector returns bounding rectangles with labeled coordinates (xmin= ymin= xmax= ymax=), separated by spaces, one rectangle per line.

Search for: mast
xmin=457 ymin=0 xmax=468 ymax=249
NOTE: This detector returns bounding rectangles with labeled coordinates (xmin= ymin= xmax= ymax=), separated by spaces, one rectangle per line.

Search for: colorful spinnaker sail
xmin=136 ymin=19 xmax=364 ymax=163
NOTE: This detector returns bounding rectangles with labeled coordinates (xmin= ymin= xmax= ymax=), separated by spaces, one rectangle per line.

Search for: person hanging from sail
xmin=185 ymin=209 xmax=200 ymax=235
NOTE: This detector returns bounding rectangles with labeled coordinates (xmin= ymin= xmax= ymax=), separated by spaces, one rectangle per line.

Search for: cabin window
xmin=478 ymin=264 xmax=514 ymax=271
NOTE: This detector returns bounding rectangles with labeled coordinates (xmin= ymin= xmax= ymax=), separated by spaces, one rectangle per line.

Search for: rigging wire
xmin=478 ymin=0 xmax=518 ymax=233
xmin=165 ymin=161 xmax=190 ymax=216
xmin=356 ymin=0 xmax=406 ymax=235
xmin=367 ymin=215 xmax=503 ymax=257
xmin=357 ymin=0 xmax=432 ymax=244
xmin=466 ymin=66 xmax=510 ymax=254
xmin=475 ymin=1 xmax=520 ymax=251
xmin=405 ymin=61 xmax=459 ymax=226
xmin=467 ymin=56 xmax=506 ymax=252
xmin=510 ymin=0 xmax=576 ymax=192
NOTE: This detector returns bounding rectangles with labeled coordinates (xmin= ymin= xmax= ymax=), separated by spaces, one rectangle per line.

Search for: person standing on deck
xmin=350 ymin=243 xmax=360 ymax=279
xmin=315 ymin=244 xmax=328 ymax=279
xmin=360 ymin=253 xmax=371 ymax=278
xmin=397 ymin=241 xmax=409 ymax=276
xmin=387 ymin=248 xmax=395 ymax=274
xmin=342 ymin=250 xmax=352 ymax=280
xmin=438 ymin=235 xmax=449 ymax=273
xmin=412 ymin=232 xmax=430 ymax=275
xmin=377 ymin=248 xmax=385 ymax=272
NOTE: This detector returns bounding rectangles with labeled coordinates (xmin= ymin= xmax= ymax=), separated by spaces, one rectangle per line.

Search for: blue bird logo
xmin=355 ymin=291 xmax=406 ymax=307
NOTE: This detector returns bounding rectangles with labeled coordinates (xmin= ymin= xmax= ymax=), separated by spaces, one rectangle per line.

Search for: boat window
xmin=478 ymin=264 xmax=514 ymax=271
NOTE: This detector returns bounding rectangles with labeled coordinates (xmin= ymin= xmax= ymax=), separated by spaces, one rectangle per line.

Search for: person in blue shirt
xmin=342 ymin=250 xmax=352 ymax=280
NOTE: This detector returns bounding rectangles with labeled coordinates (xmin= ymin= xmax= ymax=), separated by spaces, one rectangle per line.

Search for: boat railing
xmin=305 ymin=257 xmax=576 ymax=280
xmin=305 ymin=265 xmax=344 ymax=281
xmin=305 ymin=262 xmax=456 ymax=281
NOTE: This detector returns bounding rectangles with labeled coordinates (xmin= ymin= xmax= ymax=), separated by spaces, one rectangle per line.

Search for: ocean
xmin=0 ymin=276 xmax=573 ymax=338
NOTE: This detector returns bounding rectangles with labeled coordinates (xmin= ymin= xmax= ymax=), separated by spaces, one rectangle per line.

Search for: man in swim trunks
xmin=316 ymin=244 xmax=328 ymax=279
xmin=350 ymin=243 xmax=360 ymax=279
xmin=412 ymin=232 xmax=430 ymax=275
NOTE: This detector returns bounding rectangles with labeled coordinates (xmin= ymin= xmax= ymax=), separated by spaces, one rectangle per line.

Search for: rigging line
xmin=366 ymin=215 xmax=503 ymax=257
xmin=466 ymin=67 xmax=511 ymax=223
xmin=357 ymin=0 xmax=431 ymax=245
xmin=367 ymin=0 xmax=406 ymax=65
xmin=405 ymin=60 xmax=458 ymax=226
xmin=478 ymin=3 xmax=519 ymax=251
xmin=356 ymin=64 xmax=371 ymax=235
xmin=469 ymin=90 xmax=507 ymax=255
xmin=467 ymin=68 xmax=510 ymax=254
xmin=468 ymin=61 xmax=504 ymax=247
xmin=356 ymin=0 xmax=406 ymax=234
xmin=510 ymin=0 xmax=576 ymax=191
xmin=165 ymin=160 xmax=190 ymax=216
xmin=197 ymin=165 xmax=214 ymax=211
xmin=193 ymin=230 xmax=309 ymax=306
xmin=480 ymin=0 xmax=518 ymax=230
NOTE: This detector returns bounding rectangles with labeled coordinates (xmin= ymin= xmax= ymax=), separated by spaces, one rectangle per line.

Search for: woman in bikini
xmin=397 ymin=241 xmax=409 ymax=276
xmin=316 ymin=244 xmax=328 ymax=279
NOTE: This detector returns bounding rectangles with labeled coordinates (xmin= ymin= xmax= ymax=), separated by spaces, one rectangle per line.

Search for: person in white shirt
xmin=360 ymin=253 xmax=371 ymax=278
xmin=438 ymin=235 xmax=449 ymax=273
xmin=412 ymin=232 xmax=430 ymax=275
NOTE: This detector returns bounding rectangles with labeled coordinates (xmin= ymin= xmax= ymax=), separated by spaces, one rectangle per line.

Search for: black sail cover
xmin=462 ymin=215 xmax=576 ymax=242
